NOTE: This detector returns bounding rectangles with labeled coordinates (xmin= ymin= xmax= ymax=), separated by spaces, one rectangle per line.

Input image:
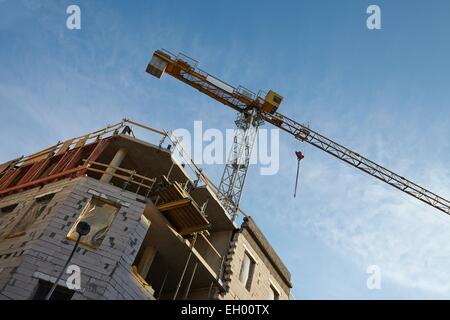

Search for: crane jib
xmin=263 ymin=112 xmax=450 ymax=216
xmin=147 ymin=49 xmax=450 ymax=217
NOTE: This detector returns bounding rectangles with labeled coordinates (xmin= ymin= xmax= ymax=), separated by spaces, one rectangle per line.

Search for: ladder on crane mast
xmin=146 ymin=49 xmax=450 ymax=220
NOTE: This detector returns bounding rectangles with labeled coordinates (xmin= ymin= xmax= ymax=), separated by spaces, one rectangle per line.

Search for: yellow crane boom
xmin=146 ymin=49 xmax=450 ymax=217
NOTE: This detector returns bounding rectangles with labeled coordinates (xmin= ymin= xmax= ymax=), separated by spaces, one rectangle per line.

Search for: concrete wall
xmin=0 ymin=176 xmax=155 ymax=300
xmin=220 ymin=231 xmax=290 ymax=300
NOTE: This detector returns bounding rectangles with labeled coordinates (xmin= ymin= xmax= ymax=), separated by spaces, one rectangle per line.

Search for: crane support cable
xmin=294 ymin=159 xmax=301 ymax=198
xmin=294 ymin=151 xmax=304 ymax=198
xmin=262 ymin=112 xmax=450 ymax=216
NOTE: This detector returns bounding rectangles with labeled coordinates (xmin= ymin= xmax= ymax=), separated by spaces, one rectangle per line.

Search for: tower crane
xmin=146 ymin=49 xmax=450 ymax=220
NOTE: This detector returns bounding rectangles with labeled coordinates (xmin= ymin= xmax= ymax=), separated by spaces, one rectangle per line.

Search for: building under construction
xmin=0 ymin=120 xmax=292 ymax=300
xmin=2 ymin=48 xmax=445 ymax=301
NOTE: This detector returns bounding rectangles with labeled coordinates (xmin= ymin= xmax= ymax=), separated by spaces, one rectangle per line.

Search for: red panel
xmin=0 ymin=169 xmax=19 ymax=190
xmin=63 ymin=146 xmax=86 ymax=171
xmin=86 ymin=139 xmax=110 ymax=162
xmin=0 ymin=166 xmax=28 ymax=190
xmin=0 ymin=166 xmax=84 ymax=197
xmin=0 ymin=138 xmax=112 ymax=197
xmin=16 ymin=159 xmax=48 ymax=185
xmin=48 ymin=150 xmax=75 ymax=176
xmin=77 ymin=139 xmax=111 ymax=176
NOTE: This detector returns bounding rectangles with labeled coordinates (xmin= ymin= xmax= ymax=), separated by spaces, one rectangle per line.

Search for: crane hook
xmin=294 ymin=151 xmax=304 ymax=198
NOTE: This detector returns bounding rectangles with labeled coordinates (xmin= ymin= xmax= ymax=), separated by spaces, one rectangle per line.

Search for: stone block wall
xmin=219 ymin=228 xmax=290 ymax=300
xmin=0 ymin=176 xmax=154 ymax=300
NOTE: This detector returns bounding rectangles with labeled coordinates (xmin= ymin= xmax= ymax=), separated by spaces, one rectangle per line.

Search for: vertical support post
xmin=157 ymin=270 xmax=169 ymax=300
xmin=183 ymin=262 xmax=198 ymax=300
xmin=173 ymin=234 xmax=197 ymax=300
xmin=100 ymin=147 xmax=127 ymax=184
xmin=207 ymin=281 xmax=214 ymax=300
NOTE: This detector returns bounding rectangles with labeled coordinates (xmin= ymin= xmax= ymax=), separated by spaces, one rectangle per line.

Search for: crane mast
xmin=218 ymin=110 xmax=261 ymax=220
xmin=146 ymin=49 xmax=450 ymax=217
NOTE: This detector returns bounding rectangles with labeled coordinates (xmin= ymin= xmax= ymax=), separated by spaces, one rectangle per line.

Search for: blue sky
xmin=1 ymin=0 xmax=450 ymax=299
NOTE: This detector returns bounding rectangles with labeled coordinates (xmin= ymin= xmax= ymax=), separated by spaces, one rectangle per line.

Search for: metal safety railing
xmin=85 ymin=160 xmax=156 ymax=196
